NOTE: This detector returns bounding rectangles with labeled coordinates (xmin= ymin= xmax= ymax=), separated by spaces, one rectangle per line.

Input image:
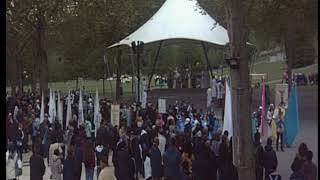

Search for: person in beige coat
xmin=51 ymin=149 xmax=63 ymax=180
xmin=98 ymin=151 xmax=114 ymax=180
xmin=49 ymin=138 xmax=64 ymax=167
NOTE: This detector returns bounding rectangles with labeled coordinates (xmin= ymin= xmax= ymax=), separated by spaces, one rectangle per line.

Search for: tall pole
xmin=148 ymin=41 xmax=163 ymax=90
xmin=137 ymin=44 xmax=140 ymax=103
xmin=103 ymin=55 xmax=106 ymax=97
xmin=201 ymin=42 xmax=214 ymax=78
xmin=225 ymin=0 xmax=255 ymax=179
xmin=116 ymin=49 xmax=122 ymax=101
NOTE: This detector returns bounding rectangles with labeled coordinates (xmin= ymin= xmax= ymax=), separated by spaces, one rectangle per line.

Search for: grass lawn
xmin=7 ymin=62 xmax=318 ymax=97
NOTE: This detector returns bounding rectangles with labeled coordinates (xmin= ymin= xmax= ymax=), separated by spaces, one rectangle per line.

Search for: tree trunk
xmin=16 ymin=54 xmax=23 ymax=92
xmin=225 ymin=0 xmax=255 ymax=179
xmin=38 ymin=13 xmax=49 ymax=98
xmin=116 ymin=49 xmax=122 ymax=101
xmin=32 ymin=40 xmax=39 ymax=93
xmin=9 ymin=53 xmax=18 ymax=96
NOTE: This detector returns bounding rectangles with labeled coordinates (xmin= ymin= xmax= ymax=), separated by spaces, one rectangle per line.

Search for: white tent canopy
xmin=108 ymin=0 xmax=229 ymax=48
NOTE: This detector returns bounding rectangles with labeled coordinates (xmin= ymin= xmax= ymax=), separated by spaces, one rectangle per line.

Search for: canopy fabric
xmin=108 ymin=0 xmax=229 ymax=48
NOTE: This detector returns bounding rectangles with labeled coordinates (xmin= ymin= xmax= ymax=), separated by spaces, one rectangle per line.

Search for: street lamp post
xmin=131 ymin=41 xmax=144 ymax=103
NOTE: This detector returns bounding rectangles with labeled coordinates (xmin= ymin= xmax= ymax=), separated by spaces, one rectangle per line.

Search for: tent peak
xmin=108 ymin=0 xmax=229 ymax=49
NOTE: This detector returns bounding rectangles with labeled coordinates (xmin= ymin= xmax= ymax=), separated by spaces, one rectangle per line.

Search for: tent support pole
xmin=148 ymin=41 xmax=163 ymax=90
xmin=201 ymin=42 xmax=213 ymax=78
xmin=129 ymin=47 xmax=135 ymax=98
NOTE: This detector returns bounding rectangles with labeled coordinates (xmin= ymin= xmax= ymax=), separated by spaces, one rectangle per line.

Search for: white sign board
xmin=158 ymin=99 xmax=166 ymax=114
xmin=111 ymin=104 xmax=120 ymax=127
xmin=274 ymin=84 xmax=288 ymax=108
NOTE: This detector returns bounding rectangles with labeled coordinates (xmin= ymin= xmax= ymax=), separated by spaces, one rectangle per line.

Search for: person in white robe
xmin=211 ymin=78 xmax=217 ymax=102
xmin=207 ymin=88 xmax=212 ymax=108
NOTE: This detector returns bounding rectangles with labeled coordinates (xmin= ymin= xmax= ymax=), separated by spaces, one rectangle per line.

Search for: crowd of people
xmin=282 ymin=71 xmax=318 ymax=86
xmin=6 ymin=88 xmax=317 ymax=180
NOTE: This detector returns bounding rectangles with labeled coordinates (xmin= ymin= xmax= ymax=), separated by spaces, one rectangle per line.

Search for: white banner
xmin=52 ymin=90 xmax=56 ymax=121
xmin=111 ymin=104 xmax=120 ymax=127
xmin=94 ymin=88 xmax=101 ymax=136
xmin=40 ymin=92 xmax=44 ymax=124
xmin=48 ymin=89 xmax=53 ymax=123
xmin=223 ymin=81 xmax=233 ymax=138
xmin=66 ymin=91 xmax=72 ymax=128
xmin=141 ymin=90 xmax=147 ymax=109
xmin=78 ymin=90 xmax=84 ymax=127
xmin=57 ymin=91 xmax=63 ymax=126
xmin=158 ymin=99 xmax=166 ymax=114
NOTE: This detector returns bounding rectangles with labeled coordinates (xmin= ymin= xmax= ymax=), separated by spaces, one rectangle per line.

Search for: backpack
xmin=15 ymin=158 xmax=22 ymax=177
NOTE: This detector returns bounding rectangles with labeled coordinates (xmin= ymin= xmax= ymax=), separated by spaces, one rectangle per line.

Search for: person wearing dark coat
xmin=289 ymin=161 xmax=305 ymax=180
xmin=150 ymin=137 xmax=163 ymax=180
xmin=219 ymin=159 xmax=239 ymax=180
xmin=39 ymin=118 xmax=50 ymax=160
xmin=74 ymin=137 xmax=83 ymax=180
xmin=218 ymin=135 xmax=230 ymax=170
xmin=95 ymin=122 xmax=111 ymax=177
xmin=300 ymin=150 xmax=317 ymax=180
xmin=63 ymin=146 xmax=77 ymax=180
xmin=83 ymin=139 xmax=95 ymax=180
xmin=30 ymin=144 xmax=46 ymax=180
xmin=163 ymin=138 xmax=182 ymax=180
xmin=133 ymin=136 xmax=144 ymax=177
xmin=263 ymin=138 xmax=278 ymax=176
xmin=254 ymin=132 xmax=264 ymax=180
xmin=113 ymin=141 xmax=134 ymax=180
xmin=192 ymin=140 xmax=217 ymax=180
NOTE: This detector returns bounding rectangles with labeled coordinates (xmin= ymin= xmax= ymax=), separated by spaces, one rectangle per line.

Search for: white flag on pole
xmin=40 ymin=91 xmax=44 ymax=124
xmin=78 ymin=89 xmax=84 ymax=127
xmin=141 ymin=90 xmax=147 ymax=109
xmin=66 ymin=91 xmax=72 ymax=128
xmin=57 ymin=91 xmax=63 ymax=127
xmin=48 ymin=88 xmax=53 ymax=123
xmin=158 ymin=99 xmax=166 ymax=114
xmin=52 ymin=90 xmax=56 ymax=122
xmin=94 ymin=88 xmax=101 ymax=137
xmin=111 ymin=104 xmax=120 ymax=127
xmin=223 ymin=81 xmax=233 ymax=138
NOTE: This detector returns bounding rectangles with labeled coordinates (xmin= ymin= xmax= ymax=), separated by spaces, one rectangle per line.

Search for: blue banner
xmin=284 ymin=86 xmax=299 ymax=147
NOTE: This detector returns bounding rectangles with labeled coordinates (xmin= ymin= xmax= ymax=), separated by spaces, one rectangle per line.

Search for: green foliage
xmin=7 ymin=0 xmax=317 ymax=85
xmin=198 ymin=0 xmax=317 ymax=68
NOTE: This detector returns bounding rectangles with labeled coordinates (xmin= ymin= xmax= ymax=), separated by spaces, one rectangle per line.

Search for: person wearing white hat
xmin=185 ymin=118 xmax=191 ymax=126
